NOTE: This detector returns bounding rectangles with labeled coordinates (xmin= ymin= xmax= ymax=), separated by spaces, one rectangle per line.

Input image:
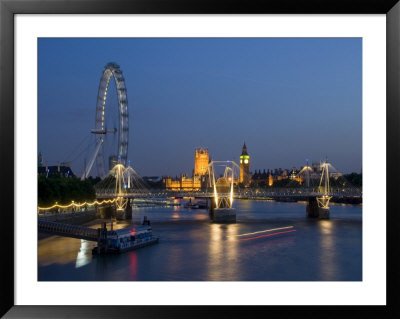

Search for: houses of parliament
xmin=163 ymin=147 xmax=210 ymax=191
xmin=163 ymin=144 xmax=253 ymax=191
xmin=162 ymin=143 xmax=308 ymax=191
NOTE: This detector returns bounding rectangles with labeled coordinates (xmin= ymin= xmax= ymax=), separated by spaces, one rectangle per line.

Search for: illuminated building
xmin=289 ymin=167 xmax=303 ymax=183
xmin=239 ymin=142 xmax=251 ymax=186
xmin=164 ymin=147 xmax=210 ymax=191
xmin=163 ymin=174 xmax=201 ymax=191
xmin=251 ymin=167 xmax=304 ymax=187
xmin=268 ymin=173 xmax=273 ymax=186
xmin=194 ymin=148 xmax=209 ymax=176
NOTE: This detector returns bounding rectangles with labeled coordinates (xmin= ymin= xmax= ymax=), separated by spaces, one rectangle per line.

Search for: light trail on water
xmin=228 ymin=225 xmax=294 ymax=238
xmin=237 ymin=229 xmax=297 ymax=241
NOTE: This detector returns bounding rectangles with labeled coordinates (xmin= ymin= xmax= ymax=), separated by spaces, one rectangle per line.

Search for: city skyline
xmin=38 ymin=38 xmax=362 ymax=177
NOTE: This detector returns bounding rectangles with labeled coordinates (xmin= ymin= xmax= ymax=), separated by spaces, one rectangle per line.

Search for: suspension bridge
xmin=89 ymin=157 xmax=361 ymax=220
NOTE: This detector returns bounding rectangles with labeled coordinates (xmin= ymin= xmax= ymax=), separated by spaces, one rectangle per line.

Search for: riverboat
xmin=92 ymin=221 xmax=159 ymax=255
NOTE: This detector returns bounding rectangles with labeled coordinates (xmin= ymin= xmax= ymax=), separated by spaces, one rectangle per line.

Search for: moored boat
xmin=92 ymin=219 xmax=159 ymax=254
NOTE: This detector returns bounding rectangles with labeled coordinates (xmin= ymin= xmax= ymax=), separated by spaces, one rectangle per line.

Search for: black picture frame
xmin=1 ymin=0 xmax=399 ymax=318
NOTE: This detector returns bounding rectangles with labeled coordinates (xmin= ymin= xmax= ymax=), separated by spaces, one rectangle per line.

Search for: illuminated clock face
xmin=244 ymin=159 xmax=249 ymax=164
xmin=240 ymin=159 xmax=243 ymax=164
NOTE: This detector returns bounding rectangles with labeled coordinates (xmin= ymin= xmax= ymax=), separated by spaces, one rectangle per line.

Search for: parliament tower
xmin=194 ymin=148 xmax=209 ymax=176
xmin=239 ymin=142 xmax=251 ymax=186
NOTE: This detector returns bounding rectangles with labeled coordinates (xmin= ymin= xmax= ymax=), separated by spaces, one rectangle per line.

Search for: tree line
xmin=38 ymin=175 xmax=100 ymax=206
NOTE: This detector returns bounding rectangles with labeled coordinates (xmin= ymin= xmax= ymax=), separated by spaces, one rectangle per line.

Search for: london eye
xmin=81 ymin=62 xmax=129 ymax=179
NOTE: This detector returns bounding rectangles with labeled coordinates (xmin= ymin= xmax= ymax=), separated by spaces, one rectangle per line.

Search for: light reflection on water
xmin=38 ymin=200 xmax=362 ymax=281
xmin=75 ymin=240 xmax=91 ymax=269
xmin=318 ymin=220 xmax=337 ymax=280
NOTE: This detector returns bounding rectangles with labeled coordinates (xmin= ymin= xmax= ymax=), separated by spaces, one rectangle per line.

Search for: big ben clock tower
xmin=239 ymin=142 xmax=251 ymax=186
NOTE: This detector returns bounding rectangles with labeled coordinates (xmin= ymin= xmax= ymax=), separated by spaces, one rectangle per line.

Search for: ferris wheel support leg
xmin=81 ymin=138 xmax=104 ymax=180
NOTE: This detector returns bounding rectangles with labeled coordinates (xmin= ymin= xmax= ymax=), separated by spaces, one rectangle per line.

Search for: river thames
xmin=38 ymin=199 xmax=362 ymax=281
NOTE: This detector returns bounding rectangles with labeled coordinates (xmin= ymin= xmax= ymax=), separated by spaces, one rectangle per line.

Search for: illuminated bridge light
xmin=38 ymin=198 xmax=117 ymax=211
xmin=229 ymin=226 xmax=294 ymax=238
xmin=238 ymin=229 xmax=296 ymax=241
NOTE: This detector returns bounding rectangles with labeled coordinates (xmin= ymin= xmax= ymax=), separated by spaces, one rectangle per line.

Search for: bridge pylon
xmin=106 ymin=160 xmax=132 ymax=220
xmin=207 ymin=161 xmax=239 ymax=223
xmin=307 ymin=159 xmax=331 ymax=219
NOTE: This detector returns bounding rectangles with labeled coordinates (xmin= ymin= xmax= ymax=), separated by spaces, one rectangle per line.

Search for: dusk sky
xmin=38 ymin=38 xmax=362 ymax=177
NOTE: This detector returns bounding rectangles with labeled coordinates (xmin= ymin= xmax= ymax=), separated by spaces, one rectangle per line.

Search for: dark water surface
xmin=38 ymin=200 xmax=362 ymax=281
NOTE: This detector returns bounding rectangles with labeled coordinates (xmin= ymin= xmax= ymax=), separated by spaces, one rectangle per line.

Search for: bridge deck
xmin=38 ymin=220 xmax=100 ymax=241
xmin=96 ymin=189 xmax=362 ymax=199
